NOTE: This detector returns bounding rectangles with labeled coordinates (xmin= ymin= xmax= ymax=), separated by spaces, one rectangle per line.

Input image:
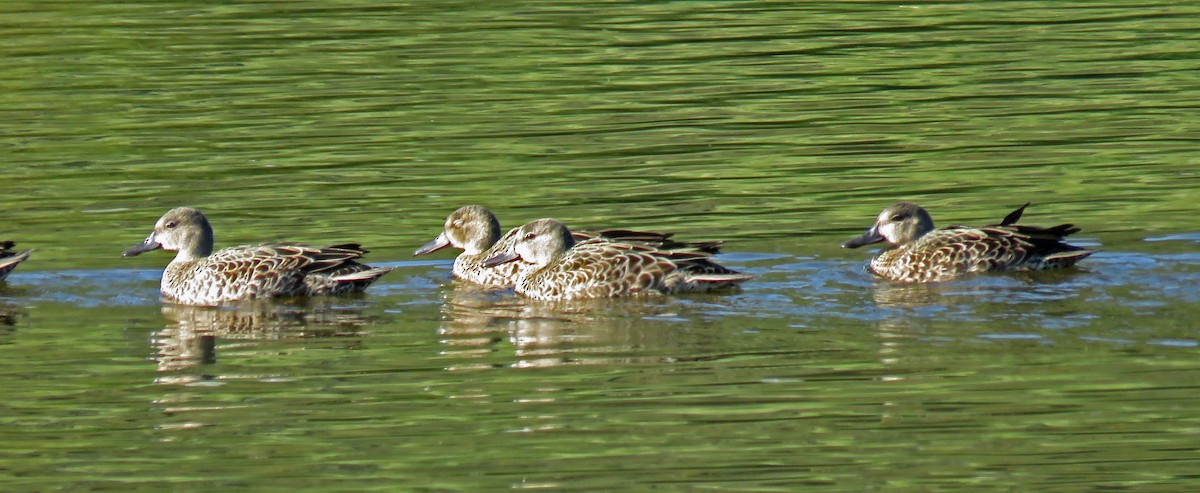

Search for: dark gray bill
xmin=413 ymin=234 xmax=451 ymax=256
xmin=123 ymin=238 xmax=162 ymax=257
xmin=841 ymin=227 xmax=884 ymax=249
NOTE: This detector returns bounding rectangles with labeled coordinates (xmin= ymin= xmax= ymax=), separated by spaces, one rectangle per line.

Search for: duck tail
xmin=0 ymin=249 xmax=32 ymax=269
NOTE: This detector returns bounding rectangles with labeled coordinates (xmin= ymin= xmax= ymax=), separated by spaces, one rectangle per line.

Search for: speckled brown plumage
xmin=483 ymin=219 xmax=751 ymax=300
xmin=842 ymin=202 xmax=1095 ymax=283
xmin=415 ymin=205 xmax=725 ymax=289
xmin=0 ymin=241 xmax=32 ymax=282
xmin=123 ymin=207 xmax=392 ymax=305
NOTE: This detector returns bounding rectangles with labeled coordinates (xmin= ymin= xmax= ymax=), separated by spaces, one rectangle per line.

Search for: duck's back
xmin=162 ymin=243 xmax=388 ymax=304
xmin=872 ymin=224 xmax=1093 ymax=283
xmin=518 ymin=240 xmax=749 ymax=300
xmin=451 ymin=226 xmax=725 ymax=289
xmin=516 ymin=241 xmax=670 ymax=300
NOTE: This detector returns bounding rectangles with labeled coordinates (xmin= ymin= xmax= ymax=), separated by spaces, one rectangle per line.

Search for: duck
xmin=413 ymin=205 xmax=517 ymax=287
xmin=0 ymin=241 xmax=32 ymax=282
xmin=123 ymin=207 xmax=393 ymax=305
xmin=481 ymin=218 xmax=751 ymax=300
xmin=414 ymin=205 xmax=723 ymax=288
xmin=842 ymin=202 xmax=1095 ymax=283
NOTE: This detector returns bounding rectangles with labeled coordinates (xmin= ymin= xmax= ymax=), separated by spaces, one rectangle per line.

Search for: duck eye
xmin=523 ymin=232 xmax=537 ymax=240
xmin=890 ymin=214 xmax=906 ymax=222
xmin=165 ymin=221 xmax=178 ymax=228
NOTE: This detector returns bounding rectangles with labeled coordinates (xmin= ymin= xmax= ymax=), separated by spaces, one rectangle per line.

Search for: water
xmin=3 ymin=1 xmax=1200 ymax=491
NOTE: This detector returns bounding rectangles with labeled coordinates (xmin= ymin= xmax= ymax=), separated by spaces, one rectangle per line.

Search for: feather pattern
xmin=415 ymin=205 xmax=725 ymax=288
xmin=842 ymin=202 xmax=1095 ymax=283
xmin=124 ymin=208 xmax=392 ymax=305
xmin=485 ymin=219 xmax=751 ymax=300
xmin=0 ymin=240 xmax=32 ymax=282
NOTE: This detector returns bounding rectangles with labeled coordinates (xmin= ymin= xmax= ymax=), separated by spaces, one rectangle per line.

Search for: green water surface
xmin=2 ymin=1 xmax=1199 ymax=491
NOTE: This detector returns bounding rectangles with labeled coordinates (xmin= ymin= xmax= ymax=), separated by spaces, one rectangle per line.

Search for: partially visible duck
xmin=0 ymin=241 xmax=31 ymax=282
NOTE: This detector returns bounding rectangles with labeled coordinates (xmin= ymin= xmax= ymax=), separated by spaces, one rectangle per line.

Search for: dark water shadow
xmin=152 ymin=300 xmax=379 ymax=382
xmin=0 ymin=302 xmax=19 ymax=344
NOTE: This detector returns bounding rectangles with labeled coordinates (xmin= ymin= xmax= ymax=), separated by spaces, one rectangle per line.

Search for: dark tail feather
xmin=327 ymin=243 xmax=368 ymax=254
xmin=994 ymin=203 xmax=1081 ymax=239
xmin=589 ymin=229 xmax=672 ymax=243
xmin=669 ymin=240 xmax=725 ymax=255
xmin=1013 ymin=223 xmax=1082 ymax=243
xmin=999 ymin=203 xmax=1031 ymax=226
xmin=581 ymin=229 xmax=725 ymax=254
xmin=1043 ymin=223 xmax=1082 ymax=237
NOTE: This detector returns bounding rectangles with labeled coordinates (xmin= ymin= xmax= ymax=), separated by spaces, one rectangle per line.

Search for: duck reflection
xmin=435 ymin=283 xmax=696 ymax=370
xmin=868 ymin=281 xmax=952 ymax=310
xmin=0 ymin=303 xmax=18 ymax=344
xmin=867 ymin=267 xmax=1093 ymax=311
xmin=866 ymin=271 xmax=1095 ymax=388
xmin=152 ymin=301 xmax=375 ymax=380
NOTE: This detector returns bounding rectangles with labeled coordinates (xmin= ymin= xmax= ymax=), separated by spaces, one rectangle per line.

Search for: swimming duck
xmin=842 ymin=202 xmax=1094 ymax=283
xmin=123 ymin=207 xmax=393 ymax=305
xmin=414 ymin=205 xmax=723 ymax=288
xmin=482 ymin=218 xmax=750 ymax=300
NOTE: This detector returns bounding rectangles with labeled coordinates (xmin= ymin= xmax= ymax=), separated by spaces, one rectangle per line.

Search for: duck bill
xmin=413 ymin=234 xmax=451 ymax=256
xmin=123 ymin=236 xmax=163 ymax=257
xmin=481 ymin=252 xmax=519 ymax=267
xmin=841 ymin=227 xmax=885 ymax=249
